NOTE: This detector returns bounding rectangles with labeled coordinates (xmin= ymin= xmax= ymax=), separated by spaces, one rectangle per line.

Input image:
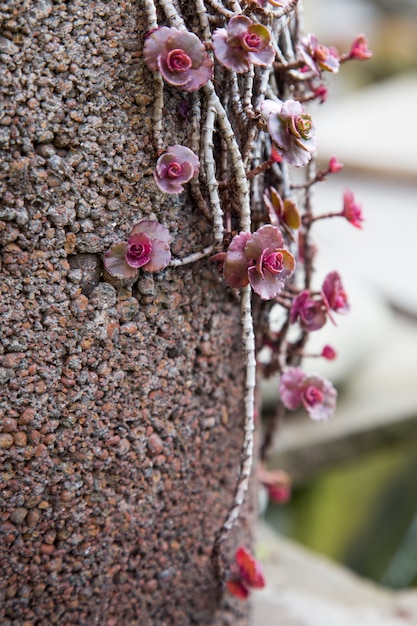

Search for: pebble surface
xmin=0 ymin=1 xmax=252 ymax=624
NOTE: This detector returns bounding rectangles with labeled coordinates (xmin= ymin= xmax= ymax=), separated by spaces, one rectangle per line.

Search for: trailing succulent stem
xmin=124 ymin=0 xmax=372 ymax=599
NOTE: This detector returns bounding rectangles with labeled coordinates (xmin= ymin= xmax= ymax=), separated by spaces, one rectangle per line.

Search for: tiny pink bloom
xmin=154 ymin=144 xmax=199 ymax=194
xmin=258 ymin=465 xmax=291 ymax=504
xmin=280 ymin=367 xmax=337 ymax=421
xmin=322 ymin=345 xmax=337 ymax=360
xmin=260 ymin=99 xmax=316 ymax=167
xmin=328 ymin=155 xmax=344 ymax=173
xmin=270 ymin=145 xmax=283 ymax=163
xmin=299 ymin=34 xmax=340 ymax=76
xmin=226 ymin=579 xmax=249 ymax=599
xmin=226 ymin=546 xmax=265 ymax=599
xmin=104 ymin=220 xmax=171 ymax=279
xmin=143 ymin=27 xmax=213 ymax=92
xmin=212 ymin=16 xmax=275 ymax=73
xmin=349 ymin=34 xmax=372 ymax=61
xmin=313 ymin=84 xmax=328 ymax=103
xmin=341 ymin=189 xmax=364 ymax=228
xmin=290 ymin=290 xmax=327 ymax=331
xmin=268 ymin=484 xmax=291 ymax=504
xmin=236 ymin=547 xmax=265 ymax=589
xmin=322 ymin=271 xmax=350 ymax=316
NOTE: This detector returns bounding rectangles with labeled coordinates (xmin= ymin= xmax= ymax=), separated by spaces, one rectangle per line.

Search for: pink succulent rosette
xmin=260 ymin=99 xmax=316 ymax=167
xmin=290 ymin=290 xmax=327 ymax=331
xmin=143 ymin=26 xmax=213 ymax=92
xmin=299 ymin=33 xmax=340 ymax=76
xmin=212 ymin=15 xmax=275 ymax=73
xmin=280 ymin=366 xmax=337 ymax=421
xmin=154 ymin=144 xmax=199 ymax=194
xmin=222 ymin=225 xmax=295 ymax=300
xmin=104 ymin=220 xmax=171 ymax=280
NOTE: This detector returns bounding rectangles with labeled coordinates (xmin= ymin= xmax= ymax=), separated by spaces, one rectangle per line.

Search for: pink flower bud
xmin=328 ymin=156 xmax=344 ymax=173
xmin=349 ymin=34 xmax=373 ymax=61
xmin=341 ymin=189 xmax=364 ymax=229
xmin=322 ymin=271 xmax=350 ymax=315
xmin=313 ymin=84 xmax=328 ymax=103
xmin=267 ymin=484 xmax=291 ymax=504
xmin=226 ymin=546 xmax=266 ymax=599
xmin=270 ymin=145 xmax=283 ymax=163
xmin=322 ymin=345 xmax=337 ymax=360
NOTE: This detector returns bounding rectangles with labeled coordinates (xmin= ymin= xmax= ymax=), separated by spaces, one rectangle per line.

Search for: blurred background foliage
xmin=263 ymin=0 xmax=417 ymax=591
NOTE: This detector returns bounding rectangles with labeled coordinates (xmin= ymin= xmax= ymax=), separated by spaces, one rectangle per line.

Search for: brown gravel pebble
xmin=0 ymin=1 xmax=252 ymax=624
xmin=0 ymin=434 xmax=14 ymax=449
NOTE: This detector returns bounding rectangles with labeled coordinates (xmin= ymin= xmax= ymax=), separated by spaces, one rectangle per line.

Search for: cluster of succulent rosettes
xmin=290 ymin=271 xmax=349 ymax=331
xmin=299 ymin=33 xmax=340 ymax=76
xmin=212 ymin=15 xmax=275 ymax=73
xmin=226 ymin=546 xmax=265 ymax=600
xmin=261 ymin=99 xmax=316 ymax=167
xmin=104 ymin=220 xmax=171 ymax=280
xmin=214 ymin=225 xmax=295 ymax=300
xmin=280 ymin=367 xmax=337 ymax=421
xmin=143 ymin=27 xmax=213 ymax=91
xmin=154 ymin=145 xmax=199 ymax=194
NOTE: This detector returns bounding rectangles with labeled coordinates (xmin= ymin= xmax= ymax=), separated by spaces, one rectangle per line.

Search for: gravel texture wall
xmin=0 ymin=1 xmax=252 ymax=624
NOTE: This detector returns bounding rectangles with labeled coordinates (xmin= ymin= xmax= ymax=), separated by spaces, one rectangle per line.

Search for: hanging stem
xmin=211 ymin=284 xmax=256 ymax=579
xmin=170 ymin=245 xmax=215 ymax=266
xmin=203 ymin=94 xmax=224 ymax=242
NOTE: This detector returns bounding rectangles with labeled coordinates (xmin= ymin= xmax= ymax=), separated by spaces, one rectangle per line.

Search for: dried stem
xmin=195 ymin=0 xmax=212 ymax=42
xmin=152 ymin=74 xmax=165 ymax=151
xmin=170 ymin=244 xmax=215 ymax=266
xmin=157 ymin=0 xmax=186 ymax=28
xmin=211 ymin=284 xmax=256 ymax=578
xmin=203 ymin=94 xmax=224 ymax=242
xmin=203 ymin=81 xmax=251 ymax=231
xmin=143 ymin=0 xmax=158 ymax=30
xmin=205 ymin=0 xmax=235 ymax=18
